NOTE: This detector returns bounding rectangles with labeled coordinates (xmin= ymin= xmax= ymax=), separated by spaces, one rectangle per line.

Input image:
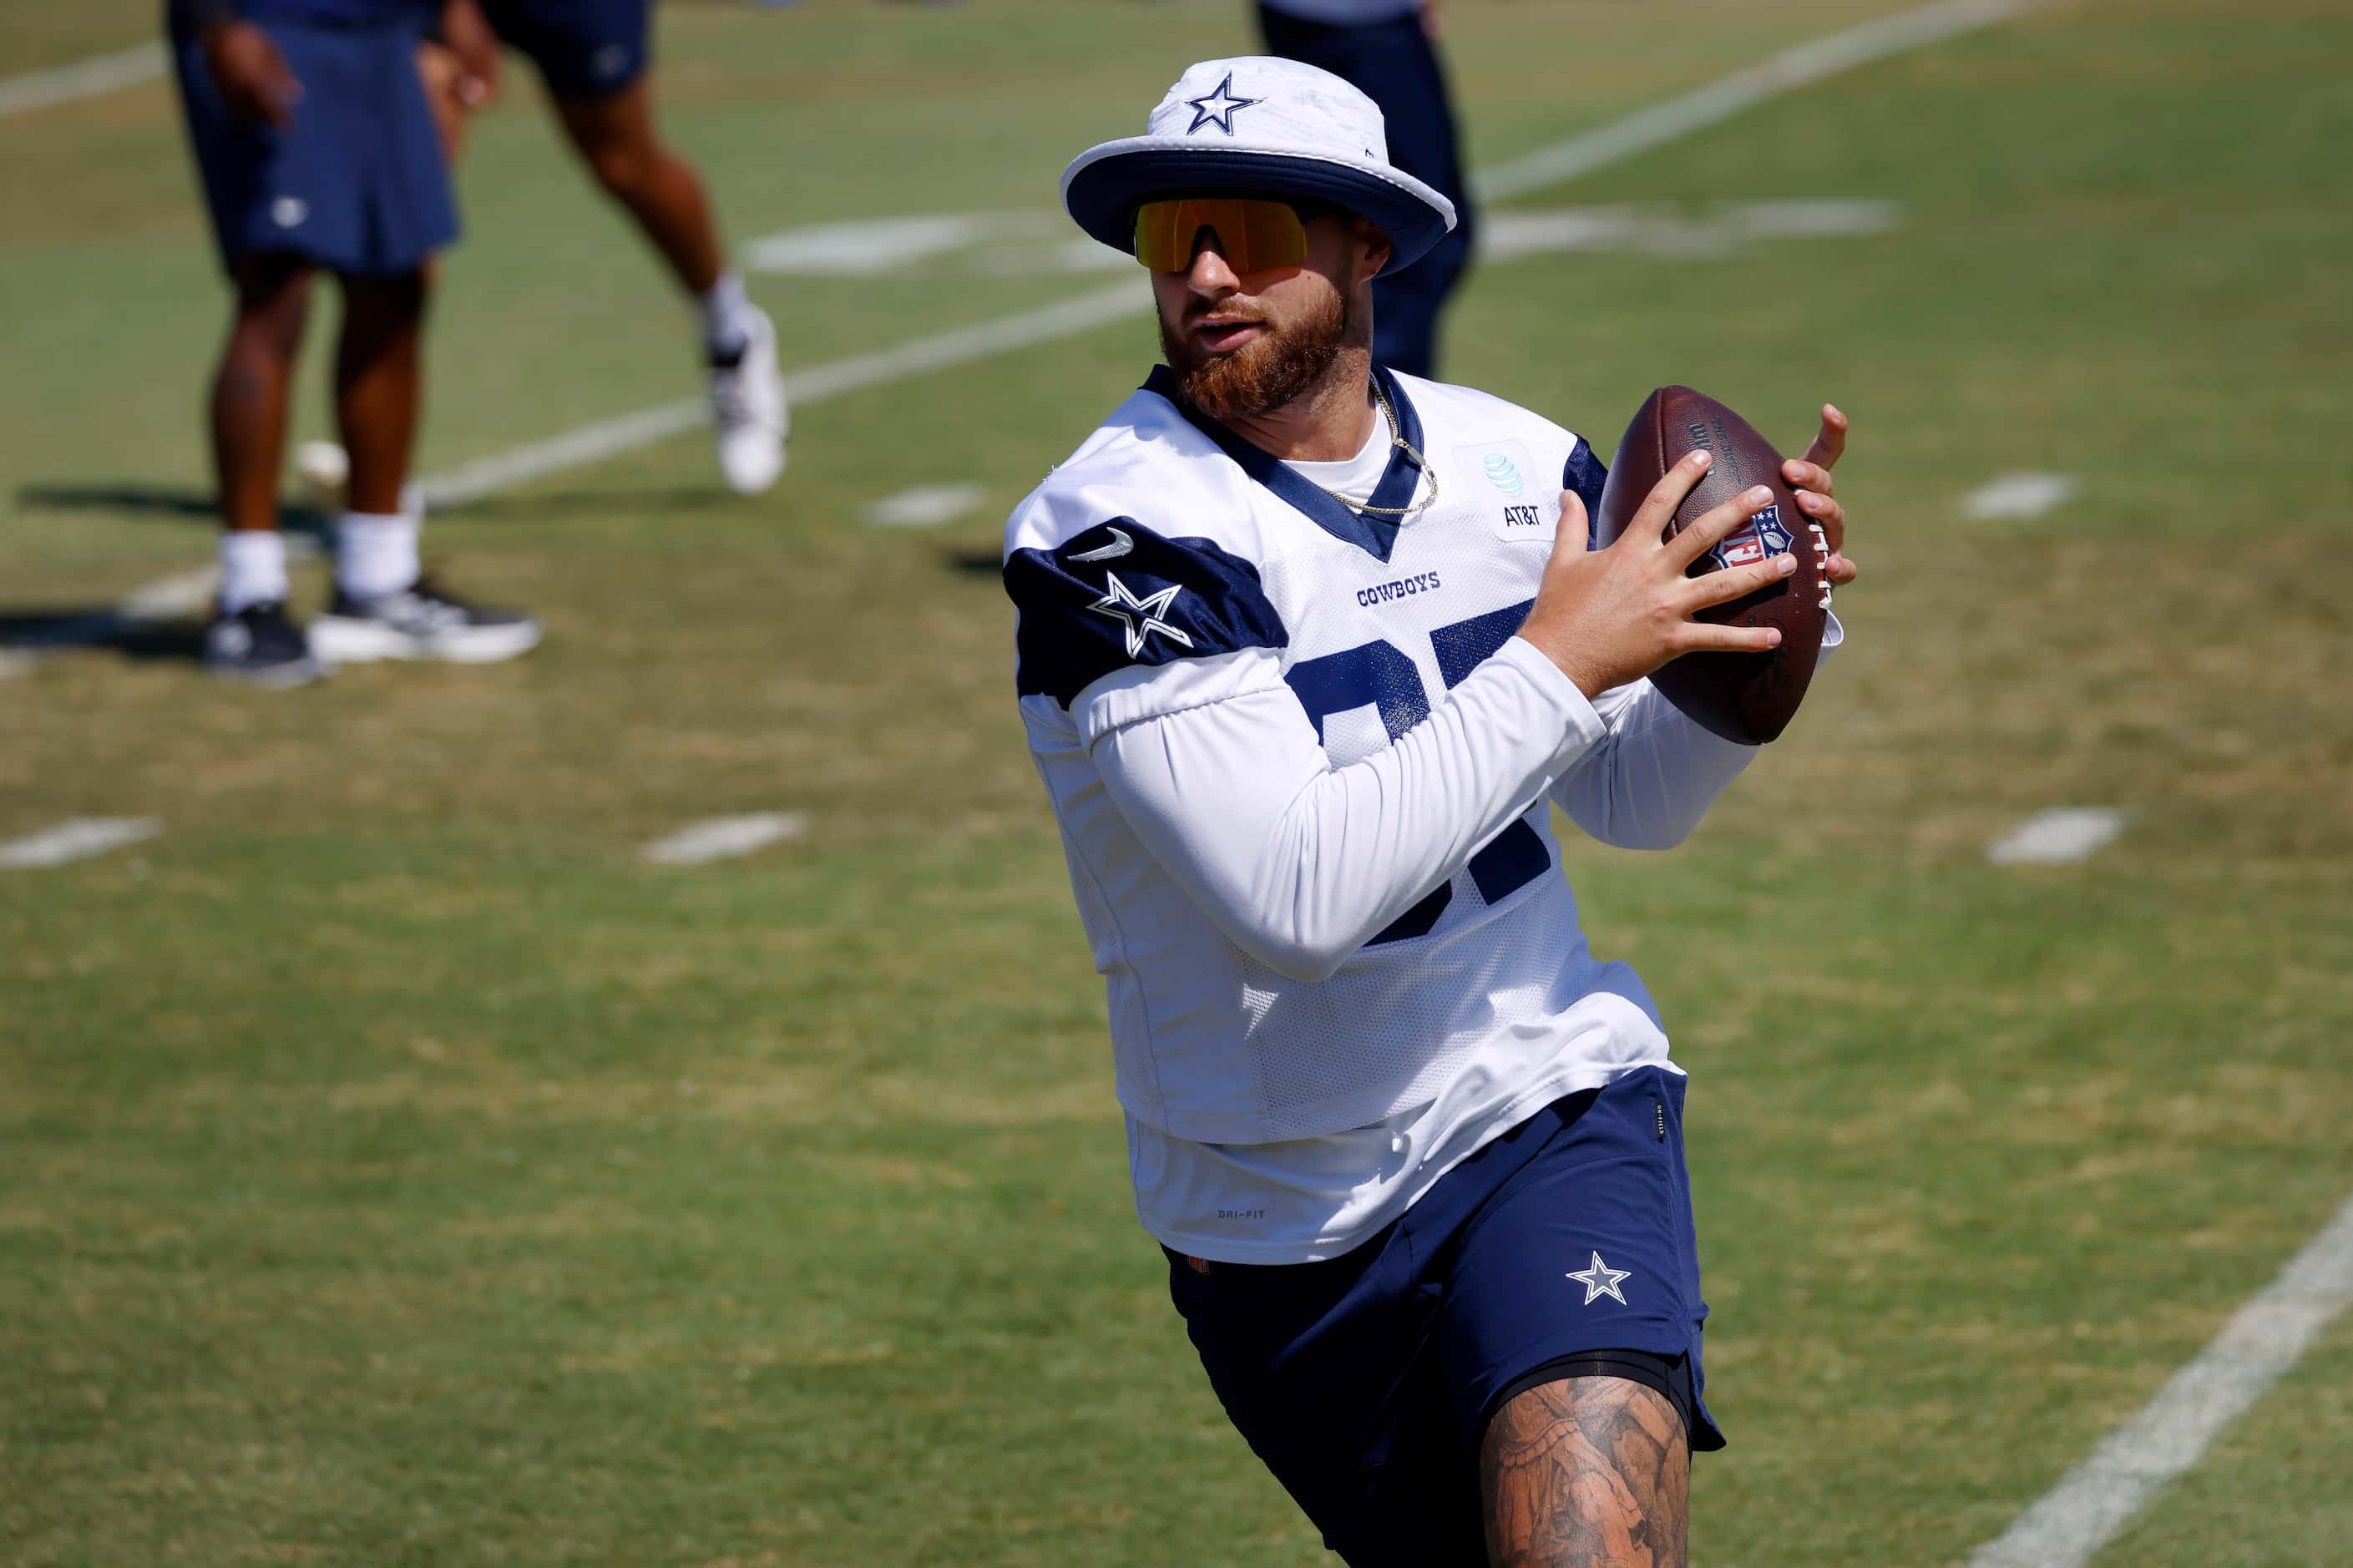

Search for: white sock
xmin=218 ymin=529 xmax=289 ymax=615
xmin=336 ymin=509 xmax=421 ymax=602
xmin=700 ymin=270 xmax=757 ymax=359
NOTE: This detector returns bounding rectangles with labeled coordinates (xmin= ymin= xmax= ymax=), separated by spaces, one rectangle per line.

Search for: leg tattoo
xmin=1479 ymin=1377 xmax=1688 ymax=1568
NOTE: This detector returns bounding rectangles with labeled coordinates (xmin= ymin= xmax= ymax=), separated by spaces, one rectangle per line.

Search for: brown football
xmin=1591 ymin=386 xmax=1829 ymax=744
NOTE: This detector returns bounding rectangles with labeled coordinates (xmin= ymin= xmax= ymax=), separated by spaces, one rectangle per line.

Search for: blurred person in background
xmin=1257 ymin=0 xmax=1472 ymax=377
xmin=172 ymin=0 xmax=543 ymax=685
xmin=423 ymin=0 xmax=788 ymax=496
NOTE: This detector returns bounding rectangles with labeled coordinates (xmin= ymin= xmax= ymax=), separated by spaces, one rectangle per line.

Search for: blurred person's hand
xmin=1784 ymin=404 xmax=1859 ymax=587
xmin=200 ymin=18 xmax=301 ymax=128
xmin=438 ymin=0 xmax=501 ymax=110
xmin=1419 ymin=0 xmax=1445 ymax=42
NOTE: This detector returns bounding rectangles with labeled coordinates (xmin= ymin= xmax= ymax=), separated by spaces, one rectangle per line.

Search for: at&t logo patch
xmin=1455 ymin=440 xmax=1556 ymax=543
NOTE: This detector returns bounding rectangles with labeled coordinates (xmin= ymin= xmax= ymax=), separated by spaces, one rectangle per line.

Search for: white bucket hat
xmin=1061 ymin=56 xmax=1458 ymax=271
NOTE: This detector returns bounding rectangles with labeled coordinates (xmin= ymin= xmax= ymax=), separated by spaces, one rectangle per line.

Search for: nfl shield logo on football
xmin=1710 ymin=503 xmax=1792 ymax=570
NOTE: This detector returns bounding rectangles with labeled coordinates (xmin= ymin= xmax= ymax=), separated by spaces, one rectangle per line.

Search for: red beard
xmin=1159 ymin=281 xmax=1352 ymax=422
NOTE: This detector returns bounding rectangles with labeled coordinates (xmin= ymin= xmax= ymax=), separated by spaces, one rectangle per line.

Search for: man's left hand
xmin=1781 ymin=403 xmax=1857 ymax=588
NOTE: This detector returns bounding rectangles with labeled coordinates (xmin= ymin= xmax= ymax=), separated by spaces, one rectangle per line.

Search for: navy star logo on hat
xmin=1184 ymin=73 xmax=1261 ymax=136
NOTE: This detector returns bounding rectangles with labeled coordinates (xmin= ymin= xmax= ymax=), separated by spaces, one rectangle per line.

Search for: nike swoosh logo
xmin=1069 ymin=527 xmax=1133 ymax=563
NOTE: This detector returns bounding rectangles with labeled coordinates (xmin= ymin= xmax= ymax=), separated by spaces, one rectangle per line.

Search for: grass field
xmin=5 ymin=0 xmax=2352 ymax=1563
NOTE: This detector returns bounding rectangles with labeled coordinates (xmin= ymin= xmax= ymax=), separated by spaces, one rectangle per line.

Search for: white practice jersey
xmin=1004 ymin=366 xmax=1838 ymax=1263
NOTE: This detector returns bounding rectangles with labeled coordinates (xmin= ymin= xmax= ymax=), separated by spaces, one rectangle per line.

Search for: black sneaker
xmin=204 ymin=599 xmax=326 ymax=687
xmin=310 ymin=573 xmax=543 ymax=665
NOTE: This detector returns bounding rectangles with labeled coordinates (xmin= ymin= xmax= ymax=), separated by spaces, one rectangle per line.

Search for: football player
xmin=1004 ymin=58 xmax=1859 ymax=1565
xmin=428 ymin=0 xmax=788 ymax=496
xmin=173 ymin=0 xmax=541 ymax=685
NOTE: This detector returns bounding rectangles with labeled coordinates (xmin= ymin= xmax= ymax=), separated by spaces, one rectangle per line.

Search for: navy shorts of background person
xmin=170 ymin=0 xmax=539 ymax=685
xmin=1257 ymin=0 xmax=1475 ymax=377
xmin=173 ymin=0 xmax=456 ymax=284
xmin=479 ymin=0 xmax=649 ymax=97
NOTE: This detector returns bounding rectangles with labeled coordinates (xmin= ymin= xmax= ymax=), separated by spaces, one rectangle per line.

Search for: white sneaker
xmin=709 ymin=306 xmax=787 ymax=496
xmin=310 ymin=574 xmax=543 ymax=665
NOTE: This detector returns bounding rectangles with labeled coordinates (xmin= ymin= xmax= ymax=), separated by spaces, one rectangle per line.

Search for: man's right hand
xmin=438 ymin=0 xmax=502 ymax=110
xmin=200 ymin=19 xmax=302 ymax=129
xmin=1515 ymin=449 xmax=1796 ymax=701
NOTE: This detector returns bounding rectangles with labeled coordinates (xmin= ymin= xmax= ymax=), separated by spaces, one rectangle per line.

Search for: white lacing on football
xmin=1810 ymin=522 xmax=1833 ymax=609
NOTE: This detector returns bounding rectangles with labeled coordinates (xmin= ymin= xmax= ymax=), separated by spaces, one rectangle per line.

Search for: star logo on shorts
xmin=1567 ymin=1251 xmax=1631 ymax=1306
xmin=1184 ymin=73 xmax=1261 ymax=136
xmin=1087 ymin=571 xmax=1194 ymax=657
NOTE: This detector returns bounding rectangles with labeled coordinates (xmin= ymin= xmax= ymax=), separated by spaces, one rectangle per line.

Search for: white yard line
xmin=113 ymin=564 xmax=224 ymax=622
xmin=1969 ymin=1189 xmax=2353 ymax=1568
xmin=866 ymin=483 xmax=988 ymax=529
xmin=0 ymin=817 xmax=161 ymax=870
xmin=1963 ymin=471 xmax=2080 ymax=519
xmin=417 ymin=398 xmax=706 ymax=512
xmin=642 ymin=812 xmax=807 ymax=866
xmin=0 ymin=43 xmax=167 ymax=120
xmin=1986 ymin=807 xmax=2129 ymax=866
xmin=1475 ymin=0 xmax=2042 ymax=201
xmin=417 ymin=282 xmax=1140 ymax=509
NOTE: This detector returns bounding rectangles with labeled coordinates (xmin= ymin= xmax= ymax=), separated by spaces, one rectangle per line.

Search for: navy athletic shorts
xmin=1164 ymin=1065 xmax=1724 ymax=1565
xmin=483 ymin=0 xmax=651 ymax=99
xmin=172 ymin=16 xmax=458 ymax=276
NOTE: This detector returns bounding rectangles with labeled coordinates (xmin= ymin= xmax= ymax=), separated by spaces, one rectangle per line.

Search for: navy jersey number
xmin=1283 ymin=599 xmax=1549 ymax=948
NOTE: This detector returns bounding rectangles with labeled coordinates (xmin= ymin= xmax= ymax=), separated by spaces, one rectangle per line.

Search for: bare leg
xmin=210 ymin=255 xmax=314 ymax=533
xmin=1480 ymin=1378 xmax=1689 ymax=1568
xmin=552 ymin=78 xmax=724 ymax=295
xmin=333 ymin=271 xmax=429 ymax=517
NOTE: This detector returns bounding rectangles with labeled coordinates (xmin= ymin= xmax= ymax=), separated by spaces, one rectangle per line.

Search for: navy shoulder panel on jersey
xmin=1005 ymin=517 xmax=1288 ymax=707
xmin=1564 ymin=438 xmax=1607 ymax=549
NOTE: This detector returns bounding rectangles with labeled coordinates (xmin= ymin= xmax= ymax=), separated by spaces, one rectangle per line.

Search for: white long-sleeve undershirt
xmin=1089 ymin=617 xmax=1843 ymax=984
xmin=1090 ymin=635 xmax=1764 ymax=983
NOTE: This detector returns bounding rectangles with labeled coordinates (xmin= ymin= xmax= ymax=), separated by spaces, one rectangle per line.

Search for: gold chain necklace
xmin=1297 ymin=379 xmax=1439 ymax=521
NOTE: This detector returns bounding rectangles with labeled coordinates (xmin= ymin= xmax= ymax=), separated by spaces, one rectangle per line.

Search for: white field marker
xmin=0 ymin=817 xmax=161 ymax=870
xmin=1969 ymin=1188 xmax=2353 ymax=1568
xmin=746 ymin=202 xmax=1905 ymax=278
xmin=641 ymin=812 xmax=807 ymax=866
xmin=1986 ymin=807 xmax=2129 ymax=866
xmin=417 ymin=282 xmax=1141 ymax=510
xmin=113 ymin=565 xmax=225 ymax=621
xmin=1963 ymin=472 xmax=2079 ymax=520
xmin=866 ymin=483 xmax=988 ymax=529
xmin=1478 ymin=200 xmax=1902 ymax=263
xmin=0 ymin=42 xmax=165 ymax=120
xmin=1474 ymin=0 xmax=2043 ymax=201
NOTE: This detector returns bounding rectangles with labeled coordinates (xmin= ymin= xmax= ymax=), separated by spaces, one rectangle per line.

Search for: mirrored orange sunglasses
xmin=1132 ymin=197 xmax=1312 ymax=274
